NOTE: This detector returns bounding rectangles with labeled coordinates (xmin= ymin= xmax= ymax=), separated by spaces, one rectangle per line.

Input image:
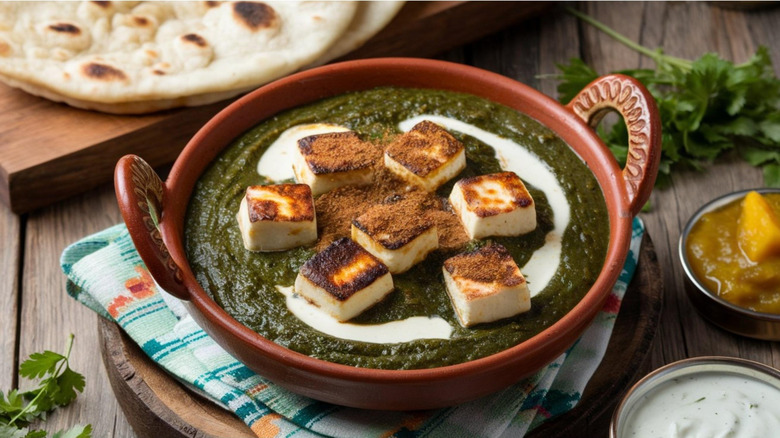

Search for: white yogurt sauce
xmin=623 ymin=372 xmax=780 ymax=438
xmin=399 ymin=115 xmax=571 ymax=297
xmin=258 ymin=117 xmax=572 ymax=343
xmin=276 ymin=286 xmax=452 ymax=344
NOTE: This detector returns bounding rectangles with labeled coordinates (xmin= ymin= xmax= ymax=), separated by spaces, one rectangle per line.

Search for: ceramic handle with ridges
xmin=114 ymin=155 xmax=189 ymax=300
xmin=566 ymin=74 xmax=661 ymax=216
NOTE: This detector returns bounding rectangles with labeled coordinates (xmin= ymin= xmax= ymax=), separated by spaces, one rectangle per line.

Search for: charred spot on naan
xmin=205 ymin=1 xmax=221 ymax=8
xmin=132 ymin=15 xmax=151 ymax=27
xmin=82 ymin=63 xmax=127 ymax=82
xmin=90 ymin=1 xmax=111 ymax=8
xmin=182 ymin=33 xmax=208 ymax=48
xmin=40 ymin=20 xmax=91 ymax=52
xmin=48 ymin=23 xmax=81 ymax=35
xmin=232 ymin=2 xmax=278 ymax=31
xmin=151 ymin=61 xmax=171 ymax=76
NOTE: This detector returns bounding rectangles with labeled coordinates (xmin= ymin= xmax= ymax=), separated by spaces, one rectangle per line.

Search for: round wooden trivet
xmin=99 ymin=233 xmax=662 ymax=438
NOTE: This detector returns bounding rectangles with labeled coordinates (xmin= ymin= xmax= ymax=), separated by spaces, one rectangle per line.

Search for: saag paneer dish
xmin=185 ymin=87 xmax=609 ymax=370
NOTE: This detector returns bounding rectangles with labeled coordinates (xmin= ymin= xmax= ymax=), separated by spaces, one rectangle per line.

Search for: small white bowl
xmin=610 ymin=356 xmax=780 ymax=438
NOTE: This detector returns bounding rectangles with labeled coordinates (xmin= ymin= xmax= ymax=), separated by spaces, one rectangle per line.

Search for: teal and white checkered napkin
xmin=61 ymin=218 xmax=644 ymax=438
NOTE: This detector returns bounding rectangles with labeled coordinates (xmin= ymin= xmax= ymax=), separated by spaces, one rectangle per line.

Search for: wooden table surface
xmin=3 ymin=2 xmax=779 ymax=436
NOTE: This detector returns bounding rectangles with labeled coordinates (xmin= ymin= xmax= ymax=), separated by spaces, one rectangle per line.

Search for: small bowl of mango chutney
xmin=679 ymin=188 xmax=780 ymax=340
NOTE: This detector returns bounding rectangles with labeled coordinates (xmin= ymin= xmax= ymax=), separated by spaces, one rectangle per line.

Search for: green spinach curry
xmin=185 ymin=87 xmax=609 ymax=370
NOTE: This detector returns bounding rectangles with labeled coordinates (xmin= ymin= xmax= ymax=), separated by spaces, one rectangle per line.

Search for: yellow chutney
xmin=686 ymin=191 xmax=780 ymax=314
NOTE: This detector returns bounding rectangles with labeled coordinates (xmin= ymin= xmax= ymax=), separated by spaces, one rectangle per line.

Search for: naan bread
xmin=0 ymin=1 xmax=358 ymax=114
xmin=307 ymin=1 xmax=405 ymax=67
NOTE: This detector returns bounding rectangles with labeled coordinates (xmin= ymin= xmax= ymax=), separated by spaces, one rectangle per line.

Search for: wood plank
xmin=0 ymin=95 xmax=230 ymax=214
xmin=0 ymin=203 xmax=20 ymax=390
xmin=744 ymin=4 xmax=780 ymax=73
xmin=537 ymin=9 xmax=580 ymax=99
xmin=345 ymin=2 xmax=554 ymax=61
xmin=0 ymin=1 xmax=553 ymax=214
xmin=469 ymin=9 xmax=543 ymax=88
xmin=19 ymin=184 xmax=134 ymax=436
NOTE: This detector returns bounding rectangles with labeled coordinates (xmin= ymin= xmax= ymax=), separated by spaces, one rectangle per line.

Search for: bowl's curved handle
xmin=566 ymin=74 xmax=661 ymax=216
xmin=114 ymin=155 xmax=189 ymax=300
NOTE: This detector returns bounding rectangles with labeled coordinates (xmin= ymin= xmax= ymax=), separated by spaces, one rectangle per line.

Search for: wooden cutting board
xmin=0 ymin=1 xmax=554 ymax=213
xmin=98 ymin=233 xmax=663 ymax=438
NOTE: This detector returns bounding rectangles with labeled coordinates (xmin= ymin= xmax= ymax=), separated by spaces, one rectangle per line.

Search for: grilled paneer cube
xmin=442 ymin=244 xmax=530 ymax=327
xmin=351 ymin=199 xmax=438 ymax=274
xmin=449 ymin=171 xmax=536 ymax=239
xmin=292 ymin=131 xmax=379 ymax=196
xmin=257 ymin=123 xmax=350 ymax=182
xmin=236 ymin=184 xmax=317 ymax=252
xmin=384 ymin=120 xmax=466 ymax=192
xmin=294 ymin=237 xmax=394 ymax=322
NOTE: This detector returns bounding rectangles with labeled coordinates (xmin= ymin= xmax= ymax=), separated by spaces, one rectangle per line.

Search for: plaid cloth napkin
xmin=60 ymin=217 xmax=644 ymax=438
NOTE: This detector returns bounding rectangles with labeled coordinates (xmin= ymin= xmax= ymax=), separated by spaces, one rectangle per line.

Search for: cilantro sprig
xmin=555 ymin=8 xmax=780 ymax=188
xmin=1 ymin=335 xmax=92 ymax=438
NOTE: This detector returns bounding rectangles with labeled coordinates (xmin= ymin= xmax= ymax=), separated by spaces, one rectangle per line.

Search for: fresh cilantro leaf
xmin=51 ymin=369 xmax=86 ymax=407
xmin=19 ymin=352 xmax=64 ymax=380
xmin=555 ymin=58 xmax=598 ymax=103
xmin=720 ymin=117 xmax=759 ymax=137
xmin=739 ymin=146 xmax=780 ymax=166
xmin=51 ymin=424 xmax=92 ymax=438
xmin=0 ymin=424 xmax=30 ymax=438
xmin=0 ymin=390 xmax=25 ymax=418
xmin=764 ymin=163 xmax=780 ymax=187
xmin=19 ymin=386 xmax=54 ymax=420
xmin=1 ymin=335 xmax=91 ymax=435
xmin=760 ymin=113 xmax=780 ymax=143
xmin=726 ymin=88 xmax=747 ymax=116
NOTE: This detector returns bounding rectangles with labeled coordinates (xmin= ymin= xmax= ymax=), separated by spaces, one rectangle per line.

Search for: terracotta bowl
xmin=114 ymin=58 xmax=661 ymax=410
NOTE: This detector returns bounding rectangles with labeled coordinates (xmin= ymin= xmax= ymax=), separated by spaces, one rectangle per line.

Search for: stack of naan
xmin=0 ymin=1 xmax=404 ymax=114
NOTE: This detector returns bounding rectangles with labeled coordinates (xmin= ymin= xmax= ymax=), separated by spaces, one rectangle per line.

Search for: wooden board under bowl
xmin=0 ymin=1 xmax=554 ymax=214
xmin=98 ymin=233 xmax=663 ymax=438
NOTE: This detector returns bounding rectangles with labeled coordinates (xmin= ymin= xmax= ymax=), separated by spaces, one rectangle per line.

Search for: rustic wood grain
xmin=0 ymin=204 xmax=20 ymax=390
xmin=747 ymin=6 xmax=780 ymax=64
xmin=0 ymin=95 xmax=230 ymax=214
xmin=97 ymin=234 xmax=661 ymax=438
xmin=19 ymin=184 xmax=135 ymax=436
xmin=343 ymin=2 xmax=554 ymax=61
xmin=537 ymin=10 xmax=580 ymax=98
xmin=0 ymin=2 xmax=554 ymax=215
